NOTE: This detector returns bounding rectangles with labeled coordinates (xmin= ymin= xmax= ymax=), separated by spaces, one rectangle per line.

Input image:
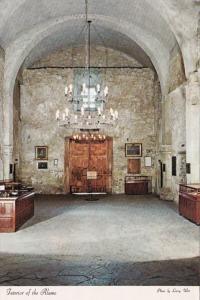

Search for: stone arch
xmin=4 ymin=14 xmax=171 ymax=100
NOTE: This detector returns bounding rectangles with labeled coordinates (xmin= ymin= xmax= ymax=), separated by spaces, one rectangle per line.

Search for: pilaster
xmin=185 ymin=71 xmax=200 ymax=183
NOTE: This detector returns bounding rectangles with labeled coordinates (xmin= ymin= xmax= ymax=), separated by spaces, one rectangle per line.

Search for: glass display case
xmin=0 ymin=182 xmax=35 ymax=232
xmin=179 ymin=184 xmax=200 ymax=225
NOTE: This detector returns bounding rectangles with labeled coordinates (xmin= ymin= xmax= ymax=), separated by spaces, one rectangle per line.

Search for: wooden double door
xmin=64 ymin=137 xmax=113 ymax=193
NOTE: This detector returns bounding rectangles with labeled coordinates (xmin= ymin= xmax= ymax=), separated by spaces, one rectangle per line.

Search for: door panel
xmin=67 ymin=138 xmax=112 ymax=193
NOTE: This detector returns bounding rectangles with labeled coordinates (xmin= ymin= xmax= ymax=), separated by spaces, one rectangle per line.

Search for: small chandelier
xmin=72 ymin=132 xmax=107 ymax=142
xmin=55 ymin=1 xmax=118 ymax=130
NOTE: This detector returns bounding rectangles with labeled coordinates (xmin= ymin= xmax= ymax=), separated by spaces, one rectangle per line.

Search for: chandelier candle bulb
xmin=104 ymin=86 xmax=108 ymax=97
xmin=62 ymin=113 xmax=66 ymax=121
xmin=82 ymin=83 xmax=86 ymax=91
xmin=69 ymin=84 xmax=73 ymax=93
xmin=56 ymin=110 xmax=60 ymax=120
xmin=81 ymin=106 xmax=85 ymax=116
xmin=97 ymin=84 xmax=100 ymax=93
xmin=98 ymin=107 xmax=101 ymax=115
xmin=64 ymin=86 xmax=68 ymax=96
xmin=65 ymin=108 xmax=69 ymax=117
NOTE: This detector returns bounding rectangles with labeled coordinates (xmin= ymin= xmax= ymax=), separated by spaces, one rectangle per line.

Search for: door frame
xmin=64 ymin=136 xmax=113 ymax=194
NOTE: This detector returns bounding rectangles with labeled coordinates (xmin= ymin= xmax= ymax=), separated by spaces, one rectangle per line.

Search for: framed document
xmin=144 ymin=156 xmax=152 ymax=167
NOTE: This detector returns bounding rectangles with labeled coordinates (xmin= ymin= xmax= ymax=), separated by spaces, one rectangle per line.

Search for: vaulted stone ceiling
xmin=0 ymin=0 xmax=199 ymax=95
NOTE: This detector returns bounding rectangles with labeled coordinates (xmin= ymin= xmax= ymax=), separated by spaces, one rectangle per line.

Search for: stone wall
xmin=31 ymin=46 xmax=143 ymax=69
xmin=168 ymin=45 xmax=186 ymax=93
xmin=18 ymin=47 xmax=161 ymax=194
xmin=0 ymin=47 xmax=4 ymax=180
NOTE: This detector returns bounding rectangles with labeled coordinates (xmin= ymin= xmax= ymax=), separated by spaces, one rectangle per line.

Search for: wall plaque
xmin=87 ymin=171 xmax=97 ymax=180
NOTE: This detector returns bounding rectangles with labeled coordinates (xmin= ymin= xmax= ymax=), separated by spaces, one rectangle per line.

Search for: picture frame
xmin=125 ymin=143 xmax=142 ymax=157
xmin=35 ymin=146 xmax=48 ymax=160
xmin=38 ymin=162 xmax=48 ymax=170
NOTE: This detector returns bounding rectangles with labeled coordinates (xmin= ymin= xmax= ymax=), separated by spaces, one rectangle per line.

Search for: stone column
xmin=0 ymin=47 xmax=5 ymax=181
xmin=2 ymin=85 xmax=14 ymax=181
xmin=185 ymin=71 xmax=200 ymax=183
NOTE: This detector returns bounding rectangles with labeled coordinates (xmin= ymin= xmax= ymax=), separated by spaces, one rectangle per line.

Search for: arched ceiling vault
xmin=0 ymin=0 xmax=199 ymax=98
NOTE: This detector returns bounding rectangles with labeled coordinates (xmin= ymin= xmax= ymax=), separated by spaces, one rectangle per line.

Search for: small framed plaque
xmin=87 ymin=171 xmax=97 ymax=180
xmin=38 ymin=162 xmax=48 ymax=170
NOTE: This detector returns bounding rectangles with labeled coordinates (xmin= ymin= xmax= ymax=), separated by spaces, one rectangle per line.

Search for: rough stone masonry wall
xmin=19 ymin=47 xmax=161 ymax=194
xmin=168 ymin=44 xmax=186 ymax=93
xmin=0 ymin=47 xmax=5 ymax=180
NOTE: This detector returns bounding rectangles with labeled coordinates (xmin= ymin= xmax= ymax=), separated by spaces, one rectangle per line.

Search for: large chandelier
xmin=55 ymin=1 xmax=118 ymax=130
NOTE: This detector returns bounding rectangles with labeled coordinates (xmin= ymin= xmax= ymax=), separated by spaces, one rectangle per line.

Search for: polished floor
xmin=0 ymin=194 xmax=199 ymax=285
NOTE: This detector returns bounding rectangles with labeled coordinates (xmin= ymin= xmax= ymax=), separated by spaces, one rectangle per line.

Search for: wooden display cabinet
xmin=125 ymin=175 xmax=151 ymax=195
xmin=179 ymin=184 xmax=200 ymax=225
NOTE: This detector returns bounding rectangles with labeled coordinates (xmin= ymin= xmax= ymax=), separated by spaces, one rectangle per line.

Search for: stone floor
xmin=0 ymin=194 xmax=199 ymax=285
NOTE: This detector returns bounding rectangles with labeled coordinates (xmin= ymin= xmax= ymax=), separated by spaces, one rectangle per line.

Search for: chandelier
xmin=55 ymin=1 xmax=118 ymax=130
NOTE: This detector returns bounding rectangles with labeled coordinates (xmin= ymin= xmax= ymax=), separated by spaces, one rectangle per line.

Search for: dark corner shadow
xmin=0 ymin=253 xmax=199 ymax=286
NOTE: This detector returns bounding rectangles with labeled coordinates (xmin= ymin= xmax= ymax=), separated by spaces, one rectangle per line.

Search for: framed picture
xmin=38 ymin=162 xmax=48 ymax=169
xmin=35 ymin=146 xmax=48 ymax=160
xmin=125 ymin=143 xmax=142 ymax=157
xmin=144 ymin=156 xmax=152 ymax=167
